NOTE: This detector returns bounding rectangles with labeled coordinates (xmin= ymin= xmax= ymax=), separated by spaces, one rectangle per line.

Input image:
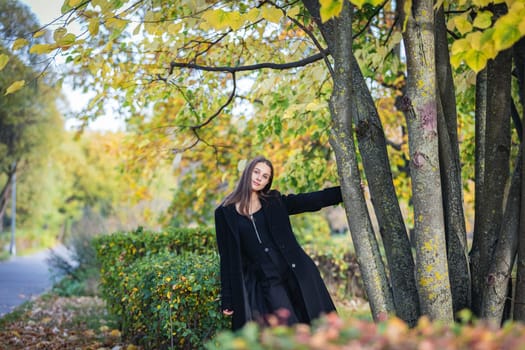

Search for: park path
xmin=0 ymin=245 xmax=70 ymax=317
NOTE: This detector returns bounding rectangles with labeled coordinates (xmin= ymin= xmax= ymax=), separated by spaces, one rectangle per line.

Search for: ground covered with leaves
xmin=0 ymin=294 xmax=140 ymax=350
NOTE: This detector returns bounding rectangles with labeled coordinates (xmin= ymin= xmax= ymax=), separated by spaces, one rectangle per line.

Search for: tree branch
xmin=168 ymin=51 xmax=327 ymax=75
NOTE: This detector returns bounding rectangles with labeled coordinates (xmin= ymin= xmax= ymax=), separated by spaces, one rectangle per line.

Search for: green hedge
xmin=93 ymin=227 xmax=216 ymax=315
xmin=93 ymin=227 xmax=227 ymax=348
xmin=122 ymin=251 xmax=229 ymax=349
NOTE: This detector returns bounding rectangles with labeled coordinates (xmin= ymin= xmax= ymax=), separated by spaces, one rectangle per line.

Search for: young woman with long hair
xmin=214 ymin=155 xmax=342 ymax=330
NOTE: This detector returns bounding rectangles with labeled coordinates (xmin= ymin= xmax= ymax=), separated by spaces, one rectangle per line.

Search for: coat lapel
xmin=222 ymin=204 xmax=241 ymax=244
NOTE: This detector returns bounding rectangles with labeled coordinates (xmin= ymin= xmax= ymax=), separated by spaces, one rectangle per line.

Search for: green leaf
xmin=319 ymin=0 xmax=344 ymax=22
xmin=0 ymin=54 xmax=8 ymax=71
xmin=5 ymin=80 xmax=25 ymax=95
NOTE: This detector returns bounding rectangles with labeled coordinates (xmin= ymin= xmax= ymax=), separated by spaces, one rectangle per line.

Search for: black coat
xmin=214 ymin=186 xmax=342 ymax=330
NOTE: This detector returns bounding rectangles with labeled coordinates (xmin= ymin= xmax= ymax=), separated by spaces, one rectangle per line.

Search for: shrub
xmin=93 ymin=226 xmax=216 ymax=319
xmin=93 ymin=227 xmax=226 ymax=349
xmin=122 ymin=251 xmax=229 ymax=349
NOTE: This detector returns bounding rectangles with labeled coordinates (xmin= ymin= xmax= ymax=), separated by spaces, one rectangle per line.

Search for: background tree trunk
xmin=513 ymin=37 xmax=525 ymax=321
xmin=401 ymin=0 xmax=453 ymax=321
xmin=471 ymin=48 xmax=512 ymax=315
xmin=481 ymin=153 xmax=521 ymax=323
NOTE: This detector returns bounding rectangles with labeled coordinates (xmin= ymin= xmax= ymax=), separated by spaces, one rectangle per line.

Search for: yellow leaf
xmin=261 ymin=6 xmax=282 ymax=23
xmin=53 ymin=27 xmax=67 ymax=41
xmin=168 ymin=22 xmax=182 ymax=35
xmin=473 ymin=0 xmax=491 ymax=7
xmin=68 ymin=0 xmax=82 ymax=6
xmin=467 ymin=31 xmax=483 ymax=50
xmin=227 ymin=12 xmax=244 ymax=31
xmin=0 ymin=54 xmax=8 ymax=71
xmin=492 ymin=13 xmax=521 ymax=51
xmin=464 ymin=49 xmax=487 ymax=73
xmin=454 ymin=14 xmax=473 ymax=35
xmin=243 ymin=8 xmax=260 ymax=23
xmin=352 ymin=0 xmax=366 ymax=9
xmin=12 ymin=38 xmax=29 ymax=51
xmin=30 ymin=43 xmax=55 ymax=54
xmin=106 ymin=17 xmax=128 ymax=31
xmin=319 ymin=0 xmax=344 ymax=22
xmin=402 ymin=0 xmax=412 ymax=31
xmin=287 ymin=6 xmax=300 ymax=17
xmin=450 ymin=38 xmax=470 ymax=55
xmin=201 ymin=9 xmax=230 ymax=31
xmin=5 ymin=80 xmax=25 ymax=95
xmin=473 ymin=11 xmax=492 ymax=29
xmin=89 ymin=18 xmax=100 ymax=35
xmin=33 ymin=29 xmax=46 ymax=38
xmin=109 ymin=329 xmax=121 ymax=337
xmin=57 ymin=33 xmax=76 ymax=46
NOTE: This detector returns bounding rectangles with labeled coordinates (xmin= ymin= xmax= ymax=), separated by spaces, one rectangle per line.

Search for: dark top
xmin=237 ymin=209 xmax=289 ymax=280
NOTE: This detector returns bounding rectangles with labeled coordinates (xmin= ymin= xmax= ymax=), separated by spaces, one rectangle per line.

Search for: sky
xmin=19 ymin=0 xmax=124 ymax=132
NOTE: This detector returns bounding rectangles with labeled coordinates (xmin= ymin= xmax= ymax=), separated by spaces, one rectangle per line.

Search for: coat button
xmin=291 ymin=263 xmax=296 ymax=268
xmin=264 ymin=248 xmax=269 ymax=253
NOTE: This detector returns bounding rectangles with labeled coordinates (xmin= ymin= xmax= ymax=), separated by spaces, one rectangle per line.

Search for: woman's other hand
xmin=223 ymin=309 xmax=234 ymax=316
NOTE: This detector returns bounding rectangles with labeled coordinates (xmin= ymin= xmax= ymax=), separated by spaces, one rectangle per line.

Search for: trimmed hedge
xmin=93 ymin=227 xmax=216 ymax=315
xmin=122 ymin=251 xmax=228 ymax=349
xmin=93 ymin=227 xmax=226 ymax=349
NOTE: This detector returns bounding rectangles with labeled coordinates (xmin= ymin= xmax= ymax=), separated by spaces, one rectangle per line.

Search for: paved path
xmin=0 ymin=246 xmax=70 ymax=317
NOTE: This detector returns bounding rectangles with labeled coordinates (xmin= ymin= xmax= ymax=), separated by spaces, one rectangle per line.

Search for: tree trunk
xmin=401 ymin=0 xmax=453 ymax=321
xmin=513 ymin=37 xmax=525 ymax=321
xmin=350 ymin=55 xmax=420 ymax=325
xmin=470 ymin=48 xmax=512 ymax=315
xmin=302 ymin=0 xmax=416 ymax=323
xmin=322 ymin=1 xmax=395 ymax=321
xmin=434 ymin=6 xmax=471 ymax=315
xmin=481 ymin=150 xmax=521 ymax=323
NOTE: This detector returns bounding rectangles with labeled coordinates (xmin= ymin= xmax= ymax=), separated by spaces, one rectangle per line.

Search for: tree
xmin=0 ymin=0 xmax=65 ymax=231
xmin=11 ymin=0 xmax=525 ymax=325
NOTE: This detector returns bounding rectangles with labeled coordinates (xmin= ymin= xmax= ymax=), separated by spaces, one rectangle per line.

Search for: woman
xmin=214 ymin=156 xmax=343 ymax=330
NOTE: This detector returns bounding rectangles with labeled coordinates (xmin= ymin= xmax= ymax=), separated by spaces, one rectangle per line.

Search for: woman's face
xmin=251 ymin=162 xmax=272 ymax=192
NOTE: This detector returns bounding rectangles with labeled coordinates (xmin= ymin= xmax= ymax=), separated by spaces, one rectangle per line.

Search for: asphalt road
xmin=0 ymin=247 xmax=65 ymax=317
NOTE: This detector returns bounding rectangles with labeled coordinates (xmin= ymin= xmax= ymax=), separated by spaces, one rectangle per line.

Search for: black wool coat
xmin=214 ymin=186 xmax=342 ymax=330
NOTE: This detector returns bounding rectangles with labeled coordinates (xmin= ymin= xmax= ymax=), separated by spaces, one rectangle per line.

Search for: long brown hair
xmin=222 ymin=156 xmax=274 ymax=216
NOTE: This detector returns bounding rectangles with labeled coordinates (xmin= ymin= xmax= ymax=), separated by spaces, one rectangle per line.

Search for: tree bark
xmin=434 ymin=6 xmax=471 ymax=315
xmin=470 ymin=48 xmax=512 ymax=315
xmin=513 ymin=37 xmax=525 ymax=321
xmin=319 ymin=1 xmax=395 ymax=321
xmin=350 ymin=56 xmax=420 ymax=325
xmin=401 ymin=0 xmax=453 ymax=321
xmin=481 ymin=150 xmax=521 ymax=323
xmin=302 ymin=0 xmax=417 ymax=323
